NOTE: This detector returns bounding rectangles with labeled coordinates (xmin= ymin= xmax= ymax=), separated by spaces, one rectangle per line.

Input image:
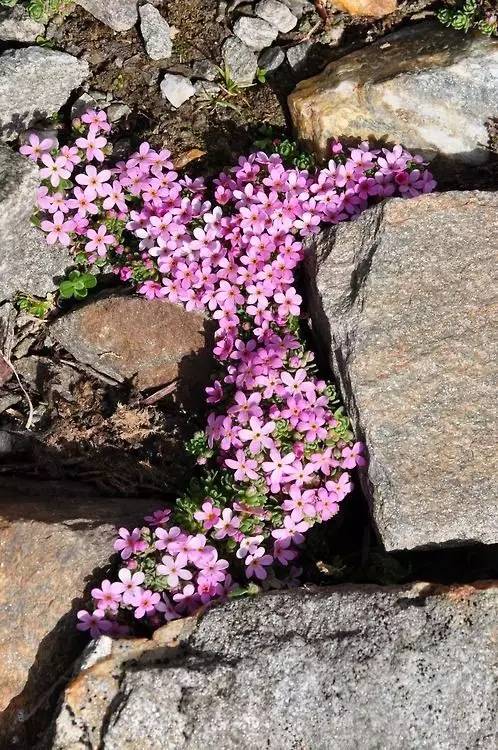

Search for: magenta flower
xmin=245 ymin=547 xmax=273 ymax=580
xmin=194 ymin=501 xmax=222 ymax=530
xmin=213 ymin=508 xmax=241 ymax=540
xmin=225 ymin=449 xmax=259 ymax=481
xmin=85 ymin=224 xmax=116 ymax=256
xmin=91 ymin=579 xmax=124 ymax=611
xmin=113 ymin=527 xmax=147 ymax=560
xmin=198 ymin=549 xmax=229 ymax=584
xmin=238 ymin=416 xmax=276 ymax=454
xmin=76 ymin=124 xmax=107 ymax=162
xmin=144 ymin=509 xmax=171 ymax=526
xmin=341 ymin=441 xmax=367 ymax=469
xmin=132 ymin=589 xmax=161 ymax=619
xmin=76 ymin=609 xmax=113 ymax=638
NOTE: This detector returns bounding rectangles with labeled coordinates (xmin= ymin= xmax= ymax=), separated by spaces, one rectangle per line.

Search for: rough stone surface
xmin=192 ymin=58 xmax=219 ymax=81
xmin=50 ymin=293 xmax=215 ymax=397
xmin=281 ymin=0 xmax=314 ymax=15
xmin=0 ymin=47 xmax=89 ymax=142
xmin=51 ymin=583 xmax=498 ymax=749
xmin=305 ymin=192 xmax=498 ymax=551
xmin=256 ymin=0 xmax=297 ymax=32
xmin=258 ymin=45 xmax=285 ymax=72
xmin=0 ymin=145 xmax=72 ymax=301
xmin=139 ymin=3 xmax=173 ymax=60
xmin=286 ymin=40 xmax=312 ymax=73
xmin=289 ymin=22 xmax=498 ymax=164
xmin=0 ymin=478 xmax=157 ymax=745
xmin=233 ymin=16 xmax=279 ymax=51
xmin=160 ymin=73 xmax=196 ymax=108
xmin=76 ymin=0 xmax=138 ymax=31
xmin=328 ymin=0 xmax=396 ymax=16
xmin=222 ymin=35 xmax=257 ymax=85
xmin=0 ymin=5 xmax=44 ymax=42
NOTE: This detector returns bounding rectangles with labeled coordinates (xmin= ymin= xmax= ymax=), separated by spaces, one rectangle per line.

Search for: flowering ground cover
xmin=20 ymin=112 xmax=436 ymax=636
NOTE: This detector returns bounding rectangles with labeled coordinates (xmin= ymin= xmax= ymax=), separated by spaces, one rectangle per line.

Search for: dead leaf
xmin=173 ymin=148 xmax=207 ymax=169
xmin=0 ymin=354 xmax=12 ymax=387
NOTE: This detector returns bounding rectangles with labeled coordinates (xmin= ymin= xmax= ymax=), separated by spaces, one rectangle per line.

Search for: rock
xmin=289 ymin=22 xmax=498 ymax=164
xmin=50 ymin=293 xmax=215 ymax=400
xmin=194 ymin=80 xmax=221 ymax=98
xmin=139 ymin=4 xmax=173 ymax=61
xmin=255 ymin=0 xmax=298 ymax=32
xmin=286 ymin=40 xmax=312 ymax=73
xmin=192 ymin=58 xmax=219 ymax=81
xmin=75 ymin=0 xmax=138 ymax=31
xmin=280 ymin=0 xmax=314 ymax=16
xmin=305 ymin=192 xmax=498 ymax=551
xmin=71 ymin=93 xmax=98 ymax=120
xmin=258 ymin=45 xmax=285 ymax=72
xmin=50 ymin=583 xmax=498 ymax=749
xmin=328 ymin=0 xmax=396 ymax=16
xmin=0 ymin=478 xmax=157 ymax=746
xmin=106 ymin=102 xmax=131 ymax=122
xmin=233 ymin=16 xmax=279 ymax=51
xmin=0 ymin=145 xmax=72 ymax=302
xmin=160 ymin=73 xmax=196 ymax=108
xmin=0 ymin=47 xmax=89 ymax=142
xmin=222 ymin=35 xmax=257 ymax=86
xmin=0 ymin=5 xmax=45 ymax=42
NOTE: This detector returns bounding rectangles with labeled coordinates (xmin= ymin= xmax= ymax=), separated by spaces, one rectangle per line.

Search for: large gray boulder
xmin=76 ymin=0 xmax=138 ymax=31
xmin=305 ymin=191 xmax=498 ymax=551
xmin=289 ymin=22 xmax=498 ymax=164
xmin=0 ymin=145 xmax=72 ymax=301
xmin=0 ymin=5 xmax=45 ymax=42
xmin=51 ymin=583 xmax=498 ymax=749
xmin=0 ymin=47 xmax=89 ymax=142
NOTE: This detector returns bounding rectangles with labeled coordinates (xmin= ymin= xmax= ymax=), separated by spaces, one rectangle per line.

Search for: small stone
xmin=106 ymin=102 xmax=131 ymax=122
xmin=256 ymin=0 xmax=298 ymax=32
xmin=0 ymin=145 xmax=72 ymax=302
xmin=71 ymin=92 xmax=98 ymax=120
xmin=0 ymin=6 xmax=45 ymax=42
xmin=75 ymin=0 xmax=138 ymax=31
xmin=258 ymin=45 xmax=285 ymax=72
xmin=280 ymin=0 xmax=314 ymax=15
xmin=50 ymin=293 xmax=215 ymax=402
xmin=139 ymin=4 xmax=172 ymax=61
xmin=192 ymin=58 xmax=219 ymax=81
xmin=286 ymin=40 xmax=312 ymax=73
xmin=328 ymin=0 xmax=396 ymax=17
xmin=222 ymin=35 xmax=257 ymax=86
xmin=233 ymin=16 xmax=279 ymax=51
xmin=160 ymin=73 xmax=195 ymax=108
xmin=0 ymin=47 xmax=89 ymax=142
xmin=194 ymin=80 xmax=221 ymax=98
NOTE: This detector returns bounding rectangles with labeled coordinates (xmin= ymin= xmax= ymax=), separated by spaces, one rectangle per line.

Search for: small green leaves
xmin=16 ymin=293 xmax=54 ymax=319
xmin=58 ymin=270 xmax=97 ymax=300
xmin=437 ymin=0 xmax=497 ymax=36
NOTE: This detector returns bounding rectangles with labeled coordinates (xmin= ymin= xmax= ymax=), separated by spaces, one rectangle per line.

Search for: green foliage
xmin=437 ymin=0 xmax=497 ymax=36
xmin=16 ymin=293 xmax=53 ymax=319
xmin=58 ymin=269 xmax=97 ymax=300
xmin=252 ymin=125 xmax=315 ymax=170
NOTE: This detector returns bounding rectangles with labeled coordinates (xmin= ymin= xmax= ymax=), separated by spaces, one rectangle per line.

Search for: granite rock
xmin=255 ymin=0 xmax=298 ymax=32
xmin=139 ymin=3 xmax=173 ymax=60
xmin=305 ymin=191 xmax=498 ymax=550
xmin=222 ymin=35 xmax=258 ymax=85
xmin=233 ymin=15 xmax=279 ymax=51
xmin=160 ymin=73 xmax=196 ymax=108
xmin=76 ymin=0 xmax=138 ymax=31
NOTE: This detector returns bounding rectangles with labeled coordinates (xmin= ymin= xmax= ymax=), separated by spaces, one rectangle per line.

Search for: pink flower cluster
xmin=21 ymin=111 xmax=436 ymax=637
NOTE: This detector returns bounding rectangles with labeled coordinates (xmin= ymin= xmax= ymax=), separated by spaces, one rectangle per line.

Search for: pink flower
xmin=39 ymin=153 xmax=71 ymax=187
xmin=132 ymin=589 xmax=161 ymax=618
xmin=76 ymin=165 xmax=112 ymax=196
xmin=213 ymin=508 xmax=240 ymax=540
xmin=246 ymin=547 xmax=273 ymax=580
xmin=76 ymin=609 xmax=112 ymax=638
xmin=113 ymin=527 xmax=147 ymax=560
xmin=91 ymin=579 xmax=123 ymax=611
xmin=82 ymin=109 xmax=111 ymax=132
xmin=341 ymin=441 xmax=366 ymax=469
xmin=238 ymin=416 xmax=275 ymax=454
xmin=155 ymin=526 xmax=183 ymax=551
xmin=85 ymin=224 xmax=116 ymax=256
xmin=194 ymin=501 xmax=221 ymax=530
xmin=20 ymin=132 xmax=54 ymax=161
xmin=66 ymin=186 xmax=99 ymax=217
xmin=117 ymin=568 xmax=145 ymax=605
xmin=144 ymin=509 xmax=171 ymax=526
xmin=262 ymin=449 xmax=295 ymax=491
xmin=157 ymin=552 xmax=193 ymax=588
xmin=40 ymin=211 xmax=75 ymax=246
xmin=198 ymin=549 xmax=229 ymax=583
xmin=225 ymin=449 xmax=259 ymax=481
xmin=76 ymin=124 xmax=107 ymax=162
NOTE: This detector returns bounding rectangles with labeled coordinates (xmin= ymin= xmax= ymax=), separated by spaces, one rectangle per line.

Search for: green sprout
xmin=58 ymin=270 xmax=97 ymax=300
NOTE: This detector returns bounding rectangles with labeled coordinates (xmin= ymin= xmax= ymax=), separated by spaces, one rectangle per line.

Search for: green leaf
xmin=82 ymin=274 xmax=97 ymax=289
xmin=74 ymin=288 xmax=88 ymax=300
xmin=59 ymin=281 xmax=75 ymax=298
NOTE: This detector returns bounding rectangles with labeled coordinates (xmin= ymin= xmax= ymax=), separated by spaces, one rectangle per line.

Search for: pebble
xmin=192 ymin=59 xmax=219 ymax=82
xmin=255 ymin=0 xmax=298 ymax=33
xmin=0 ymin=6 xmax=44 ymax=42
xmin=280 ymin=0 xmax=314 ymax=16
xmin=258 ymin=46 xmax=285 ymax=72
xmin=233 ymin=16 xmax=279 ymax=51
xmin=160 ymin=73 xmax=195 ymax=108
xmin=221 ymin=35 xmax=257 ymax=86
xmin=106 ymin=102 xmax=131 ymax=122
xmin=286 ymin=40 xmax=313 ymax=73
xmin=139 ymin=3 xmax=173 ymax=61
